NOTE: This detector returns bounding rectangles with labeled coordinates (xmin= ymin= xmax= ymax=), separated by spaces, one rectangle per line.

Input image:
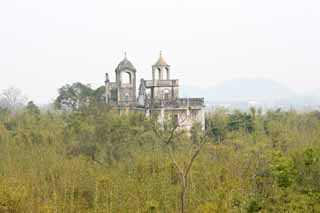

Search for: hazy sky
xmin=1 ymin=0 xmax=320 ymax=104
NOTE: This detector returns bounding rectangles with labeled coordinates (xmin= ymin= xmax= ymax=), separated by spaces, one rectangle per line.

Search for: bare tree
xmin=0 ymin=87 xmax=27 ymax=111
xmin=153 ymin=119 xmax=210 ymax=213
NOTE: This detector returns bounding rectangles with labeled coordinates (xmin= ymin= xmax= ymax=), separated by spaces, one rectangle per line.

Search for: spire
xmin=153 ymin=51 xmax=169 ymax=66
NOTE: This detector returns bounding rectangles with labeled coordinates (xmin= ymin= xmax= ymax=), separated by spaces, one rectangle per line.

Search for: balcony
xmin=150 ymin=98 xmax=204 ymax=108
xmin=145 ymin=80 xmax=179 ymax=88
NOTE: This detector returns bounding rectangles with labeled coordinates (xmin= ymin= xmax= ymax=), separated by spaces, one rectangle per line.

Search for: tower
xmin=105 ymin=54 xmax=137 ymax=107
xmin=149 ymin=52 xmax=179 ymax=103
xmin=115 ymin=54 xmax=136 ymax=106
xmin=152 ymin=52 xmax=170 ymax=80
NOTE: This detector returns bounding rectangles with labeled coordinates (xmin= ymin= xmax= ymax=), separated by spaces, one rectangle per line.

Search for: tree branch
xmin=185 ymin=140 xmax=207 ymax=176
xmin=167 ymin=146 xmax=184 ymax=178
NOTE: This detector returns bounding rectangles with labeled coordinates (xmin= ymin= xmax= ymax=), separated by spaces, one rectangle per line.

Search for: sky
xmin=0 ymin=0 xmax=320 ymax=104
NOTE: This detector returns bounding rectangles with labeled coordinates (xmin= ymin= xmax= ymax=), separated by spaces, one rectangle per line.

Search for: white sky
xmin=1 ymin=0 xmax=320 ymax=104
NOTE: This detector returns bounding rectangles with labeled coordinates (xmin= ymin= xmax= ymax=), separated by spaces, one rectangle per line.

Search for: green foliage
xmin=55 ymin=82 xmax=105 ymax=110
xmin=245 ymin=199 xmax=263 ymax=213
xmin=206 ymin=108 xmax=228 ymax=143
xmin=0 ymin=105 xmax=320 ymax=212
xmin=270 ymin=151 xmax=295 ymax=188
xmin=228 ymin=110 xmax=255 ymax=133
xmin=26 ymin=101 xmax=40 ymax=115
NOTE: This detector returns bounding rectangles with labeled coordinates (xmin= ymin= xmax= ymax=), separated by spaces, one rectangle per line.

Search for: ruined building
xmin=105 ymin=53 xmax=205 ymax=130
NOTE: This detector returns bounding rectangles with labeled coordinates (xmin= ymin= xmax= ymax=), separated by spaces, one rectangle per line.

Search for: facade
xmin=105 ymin=53 xmax=205 ymax=130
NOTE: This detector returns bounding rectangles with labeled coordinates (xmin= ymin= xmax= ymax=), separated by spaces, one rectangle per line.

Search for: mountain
xmin=181 ymin=79 xmax=320 ymax=110
xmin=181 ymin=79 xmax=296 ymax=102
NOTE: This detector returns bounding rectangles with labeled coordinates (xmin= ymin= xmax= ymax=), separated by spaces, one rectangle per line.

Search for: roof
xmin=153 ymin=54 xmax=169 ymax=67
xmin=116 ymin=57 xmax=136 ymax=72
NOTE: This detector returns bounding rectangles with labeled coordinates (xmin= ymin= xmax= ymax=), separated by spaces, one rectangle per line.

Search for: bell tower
xmin=152 ymin=51 xmax=170 ymax=80
xmin=147 ymin=52 xmax=179 ymax=102
xmin=114 ymin=53 xmax=137 ymax=106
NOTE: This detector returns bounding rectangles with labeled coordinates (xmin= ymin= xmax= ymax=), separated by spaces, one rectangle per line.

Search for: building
xmin=105 ymin=53 xmax=205 ymax=130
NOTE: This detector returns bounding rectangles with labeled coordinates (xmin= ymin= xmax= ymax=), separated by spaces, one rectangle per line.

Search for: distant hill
xmin=181 ymin=79 xmax=296 ymax=102
xmin=181 ymin=79 xmax=320 ymax=110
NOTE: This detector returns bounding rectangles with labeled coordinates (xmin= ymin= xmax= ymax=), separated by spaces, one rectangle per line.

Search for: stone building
xmin=105 ymin=53 xmax=205 ymax=130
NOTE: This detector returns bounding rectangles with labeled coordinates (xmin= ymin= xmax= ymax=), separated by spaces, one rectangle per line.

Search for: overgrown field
xmin=0 ymin=105 xmax=319 ymax=212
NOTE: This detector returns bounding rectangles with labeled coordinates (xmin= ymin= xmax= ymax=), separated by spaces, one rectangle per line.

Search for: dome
xmin=116 ymin=57 xmax=136 ymax=72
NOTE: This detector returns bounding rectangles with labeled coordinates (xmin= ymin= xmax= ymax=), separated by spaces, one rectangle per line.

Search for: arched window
xmin=122 ymin=72 xmax=131 ymax=84
xmin=162 ymin=68 xmax=167 ymax=80
xmin=165 ymin=67 xmax=170 ymax=80
xmin=157 ymin=68 xmax=161 ymax=80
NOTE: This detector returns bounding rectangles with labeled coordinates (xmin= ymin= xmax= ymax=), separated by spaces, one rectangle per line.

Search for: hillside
xmin=181 ymin=79 xmax=296 ymax=101
xmin=181 ymin=79 xmax=320 ymax=110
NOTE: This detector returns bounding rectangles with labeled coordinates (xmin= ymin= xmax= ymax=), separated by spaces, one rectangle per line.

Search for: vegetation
xmin=54 ymin=82 xmax=105 ymax=111
xmin=0 ymin=86 xmax=319 ymax=212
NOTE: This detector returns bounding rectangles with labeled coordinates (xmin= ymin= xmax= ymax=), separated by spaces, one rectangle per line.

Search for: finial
xmin=124 ymin=51 xmax=127 ymax=59
xmin=160 ymin=51 xmax=162 ymax=57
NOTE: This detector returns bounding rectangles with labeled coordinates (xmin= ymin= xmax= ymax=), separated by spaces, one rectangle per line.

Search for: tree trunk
xmin=181 ymin=175 xmax=187 ymax=213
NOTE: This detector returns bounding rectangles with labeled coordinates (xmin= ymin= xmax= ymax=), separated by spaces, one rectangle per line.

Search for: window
xmin=124 ymin=93 xmax=129 ymax=102
xmin=157 ymin=68 xmax=161 ymax=80
xmin=163 ymin=90 xmax=170 ymax=100
xmin=165 ymin=67 xmax=170 ymax=80
xmin=122 ymin=72 xmax=131 ymax=84
xmin=163 ymin=68 xmax=167 ymax=80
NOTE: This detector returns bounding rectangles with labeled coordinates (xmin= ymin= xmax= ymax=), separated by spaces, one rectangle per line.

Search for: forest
xmin=0 ymin=85 xmax=319 ymax=212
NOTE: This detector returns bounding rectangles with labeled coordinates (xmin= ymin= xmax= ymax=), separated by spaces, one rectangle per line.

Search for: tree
xmin=26 ymin=101 xmax=40 ymax=115
xmin=206 ymin=108 xmax=228 ymax=143
xmin=153 ymin=119 xmax=210 ymax=213
xmin=0 ymin=87 xmax=27 ymax=111
xmin=54 ymin=83 xmax=105 ymax=111
xmin=228 ymin=110 xmax=255 ymax=133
